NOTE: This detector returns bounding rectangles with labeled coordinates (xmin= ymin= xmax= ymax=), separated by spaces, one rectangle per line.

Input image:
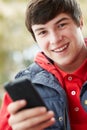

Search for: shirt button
xmin=71 ymin=91 xmax=76 ymax=95
xmin=74 ymin=107 xmax=79 ymax=112
xmin=68 ymin=76 xmax=72 ymax=81
xmin=59 ymin=116 xmax=63 ymax=121
xmin=84 ymin=100 xmax=87 ymax=105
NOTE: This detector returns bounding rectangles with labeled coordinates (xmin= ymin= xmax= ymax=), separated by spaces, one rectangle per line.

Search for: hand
xmin=7 ymin=100 xmax=56 ymax=130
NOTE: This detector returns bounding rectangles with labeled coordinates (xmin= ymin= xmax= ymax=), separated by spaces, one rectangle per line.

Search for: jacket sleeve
xmin=0 ymin=93 xmax=12 ymax=130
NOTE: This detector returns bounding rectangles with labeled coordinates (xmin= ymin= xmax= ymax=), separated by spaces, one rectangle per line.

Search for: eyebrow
xmin=34 ymin=27 xmax=45 ymax=32
xmin=55 ymin=17 xmax=70 ymax=25
xmin=34 ymin=17 xmax=70 ymax=32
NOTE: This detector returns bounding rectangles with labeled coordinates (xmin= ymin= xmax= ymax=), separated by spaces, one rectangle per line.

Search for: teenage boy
xmin=0 ymin=0 xmax=87 ymax=130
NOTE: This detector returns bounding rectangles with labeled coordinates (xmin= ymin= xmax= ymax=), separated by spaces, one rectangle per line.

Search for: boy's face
xmin=32 ymin=13 xmax=85 ymax=71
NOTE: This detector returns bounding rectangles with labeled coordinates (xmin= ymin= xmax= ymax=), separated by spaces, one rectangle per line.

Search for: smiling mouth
xmin=52 ymin=43 xmax=69 ymax=53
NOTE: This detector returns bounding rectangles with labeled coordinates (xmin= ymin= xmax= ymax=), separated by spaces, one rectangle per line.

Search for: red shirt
xmin=54 ymin=58 xmax=87 ymax=130
xmin=0 ymin=39 xmax=87 ymax=130
xmin=0 ymin=93 xmax=12 ymax=130
xmin=35 ymin=50 xmax=87 ymax=130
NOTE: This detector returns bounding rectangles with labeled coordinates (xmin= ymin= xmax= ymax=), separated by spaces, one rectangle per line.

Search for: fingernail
xmin=20 ymin=100 xmax=26 ymax=104
xmin=40 ymin=107 xmax=47 ymax=112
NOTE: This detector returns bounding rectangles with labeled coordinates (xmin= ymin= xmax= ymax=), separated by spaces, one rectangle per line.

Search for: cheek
xmin=64 ymin=29 xmax=74 ymax=38
xmin=64 ymin=25 xmax=77 ymax=37
xmin=68 ymin=27 xmax=82 ymax=40
xmin=36 ymin=37 xmax=50 ymax=51
xmin=37 ymin=41 xmax=48 ymax=51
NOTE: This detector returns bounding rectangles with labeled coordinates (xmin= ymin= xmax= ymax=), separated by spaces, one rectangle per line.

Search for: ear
xmin=79 ymin=17 xmax=83 ymax=30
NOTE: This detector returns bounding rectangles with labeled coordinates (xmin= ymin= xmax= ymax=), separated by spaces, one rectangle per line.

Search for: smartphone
xmin=4 ymin=77 xmax=48 ymax=111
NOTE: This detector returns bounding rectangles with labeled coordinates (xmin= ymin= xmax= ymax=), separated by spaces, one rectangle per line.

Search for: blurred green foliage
xmin=2 ymin=0 xmax=28 ymax=2
xmin=0 ymin=0 xmax=33 ymax=84
xmin=0 ymin=0 xmax=35 ymax=106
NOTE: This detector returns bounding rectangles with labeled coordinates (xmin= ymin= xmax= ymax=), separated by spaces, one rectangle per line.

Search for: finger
xmin=28 ymin=111 xmax=55 ymax=127
xmin=7 ymin=100 xmax=27 ymax=114
xmin=30 ymin=117 xmax=56 ymax=130
xmin=10 ymin=111 xmax=55 ymax=130
xmin=8 ymin=107 xmax=47 ymax=125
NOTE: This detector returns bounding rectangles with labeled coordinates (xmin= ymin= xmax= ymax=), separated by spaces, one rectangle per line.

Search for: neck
xmin=58 ymin=46 xmax=87 ymax=73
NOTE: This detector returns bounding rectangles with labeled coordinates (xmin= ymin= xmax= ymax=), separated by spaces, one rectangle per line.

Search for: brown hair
xmin=25 ymin=0 xmax=82 ymax=40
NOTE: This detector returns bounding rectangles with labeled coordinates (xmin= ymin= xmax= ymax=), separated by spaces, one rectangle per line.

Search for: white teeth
xmin=54 ymin=45 xmax=67 ymax=52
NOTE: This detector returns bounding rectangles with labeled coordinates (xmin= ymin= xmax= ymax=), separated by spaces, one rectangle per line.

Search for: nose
xmin=50 ymin=32 xmax=62 ymax=45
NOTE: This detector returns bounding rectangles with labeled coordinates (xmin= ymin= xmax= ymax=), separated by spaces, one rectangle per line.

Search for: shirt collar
xmin=55 ymin=58 xmax=87 ymax=82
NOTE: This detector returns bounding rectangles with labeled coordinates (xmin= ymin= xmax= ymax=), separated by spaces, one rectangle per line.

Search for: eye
xmin=38 ymin=30 xmax=47 ymax=37
xmin=39 ymin=30 xmax=46 ymax=35
xmin=58 ymin=23 xmax=67 ymax=29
